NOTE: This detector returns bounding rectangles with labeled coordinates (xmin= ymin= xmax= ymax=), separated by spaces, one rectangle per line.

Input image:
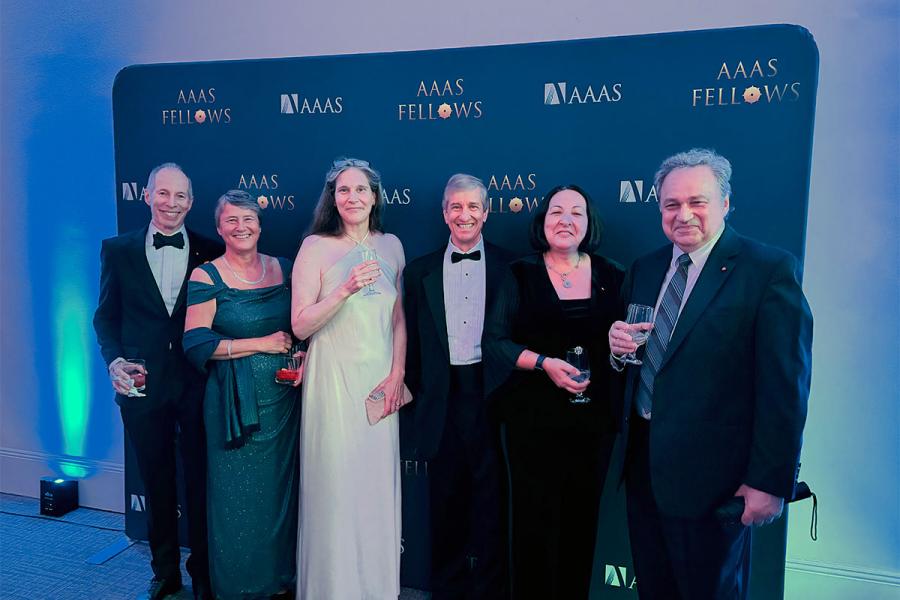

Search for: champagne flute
xmin=566 ymin=346 xmax=591 ymax=404
xmin=624 ymin=304 xmax=654 ymax=365
xmin=360 ymin=247 xmax=381 ymax=296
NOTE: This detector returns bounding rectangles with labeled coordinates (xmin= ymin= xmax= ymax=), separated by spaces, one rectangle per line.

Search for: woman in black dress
xmin=484 ymin=184 xmax=624 ymax=599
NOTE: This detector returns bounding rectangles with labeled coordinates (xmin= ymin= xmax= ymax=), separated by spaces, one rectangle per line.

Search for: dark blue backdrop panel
xmin=112 ymin=24 xmax=818 ymax=598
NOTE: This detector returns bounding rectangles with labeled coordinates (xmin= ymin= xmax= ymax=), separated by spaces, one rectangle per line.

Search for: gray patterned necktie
xmin=634 ymin=253 xmax=693 ymax=419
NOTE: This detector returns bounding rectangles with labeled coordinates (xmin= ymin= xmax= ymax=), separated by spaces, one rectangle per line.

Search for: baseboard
xmin=0 ymin=447 xmax=124 ymax=512
xmin=786 ymin=558 xmax=900 ymax=587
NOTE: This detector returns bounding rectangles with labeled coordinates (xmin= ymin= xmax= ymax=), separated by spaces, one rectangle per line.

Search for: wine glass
xmin=360 ymin=247 xmax=381 ymax=296
xmin=566 ymin=346 xmax=591 ymax=404
xmin=123 ymin=359 xmax=146 ymax=397
xmin=623 ymin=304 xmax=654 ymax=365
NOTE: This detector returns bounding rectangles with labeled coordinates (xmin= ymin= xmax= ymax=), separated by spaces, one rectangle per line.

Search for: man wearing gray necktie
xmin=608 ymin=148 xmax=812 ymax=599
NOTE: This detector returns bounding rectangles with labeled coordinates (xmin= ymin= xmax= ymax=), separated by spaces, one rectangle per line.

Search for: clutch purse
xmin=365 ymin=385 xmax=413 ymax=426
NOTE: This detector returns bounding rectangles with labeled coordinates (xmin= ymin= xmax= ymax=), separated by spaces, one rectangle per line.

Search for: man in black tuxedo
xmin=608 ymin=148 xmax=812 ymax=599
xmin=403 ymin=174 xmax=514 ymax=600
xmin=94 ymin=163 xmax=221 ymax=600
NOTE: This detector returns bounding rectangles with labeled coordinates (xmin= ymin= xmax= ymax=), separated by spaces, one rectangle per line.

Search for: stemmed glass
xmin=566 ymin=346 xmax=591 ymax=404
xmin=360 ymin=247 xmax=380 ymax=296
xmin=623 ymin=304 xmax=654 ymax=365
xmin=123 ymin=359 xmax=146 ymax=397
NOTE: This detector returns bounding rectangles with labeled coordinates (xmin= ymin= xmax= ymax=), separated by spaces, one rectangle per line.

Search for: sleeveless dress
xmin=297 ymin=244 xmax=401 ymax=600
xmin=186 ymin=259 xmax=300 ymax=600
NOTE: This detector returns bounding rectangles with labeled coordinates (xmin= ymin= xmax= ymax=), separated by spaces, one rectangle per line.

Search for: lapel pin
xmin=721 ymin=266 xmax=727 ymax=271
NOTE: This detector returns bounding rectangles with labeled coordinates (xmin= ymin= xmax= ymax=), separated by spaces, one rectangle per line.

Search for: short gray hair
xmin=442 ymin=173 xmax=488 ymax=211
xmin=214 ymin=189 xmax=261 ymax=224
xmin=654 ymin=148 xmax=732 ymax=203
xmin=146 ymin=162 xmax=193 ymax=200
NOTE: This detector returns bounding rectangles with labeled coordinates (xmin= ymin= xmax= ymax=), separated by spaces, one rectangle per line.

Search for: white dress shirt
xmin=145 ymin=224 xmax=190 ymax=316
xmin=443 ymin=237 xmax=487 ymax=365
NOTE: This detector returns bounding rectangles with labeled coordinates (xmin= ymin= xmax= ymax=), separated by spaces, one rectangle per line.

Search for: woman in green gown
xmin=184 ymin=190 xmax=301 ymax=599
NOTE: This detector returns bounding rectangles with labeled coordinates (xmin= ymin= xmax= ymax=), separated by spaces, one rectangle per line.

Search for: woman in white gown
xmin=291 ymin=158 xmax=406 ymax=600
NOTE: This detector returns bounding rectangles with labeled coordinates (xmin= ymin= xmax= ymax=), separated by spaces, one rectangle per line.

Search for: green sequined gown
xmin=187 ymin=259 xmax=300 ymax=599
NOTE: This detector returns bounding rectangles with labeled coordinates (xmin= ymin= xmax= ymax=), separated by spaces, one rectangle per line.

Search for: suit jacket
xmin=617 ymin=226 xmax=812 ymax=519
xmin=93 ymin=226 xmax=223 ymax=407
xmin=402 ymin=241 xmax=515 ymax=459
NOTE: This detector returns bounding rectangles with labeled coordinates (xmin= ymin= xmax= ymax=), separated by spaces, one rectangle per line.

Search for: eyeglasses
xmin=332 ymin=158 xmax=370 ymax=169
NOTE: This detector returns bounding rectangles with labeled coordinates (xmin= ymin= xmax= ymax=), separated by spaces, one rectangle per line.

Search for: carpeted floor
xmin=0 ymin=493 xmax=428 ymax=599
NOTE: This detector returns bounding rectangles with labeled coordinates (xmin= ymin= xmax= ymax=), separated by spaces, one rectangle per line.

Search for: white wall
xmin=1 ymin=1 xmax=897 ymax=598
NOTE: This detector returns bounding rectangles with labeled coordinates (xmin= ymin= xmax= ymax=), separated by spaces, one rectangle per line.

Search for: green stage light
xmin=53 ymin=237 xmax=92 ymax=474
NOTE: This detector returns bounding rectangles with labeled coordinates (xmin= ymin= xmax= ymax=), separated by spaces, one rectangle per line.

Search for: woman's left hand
xmin=371 ymin=371 xmax=406 ymax=417
xmin=290 ymin=350 xmax=307 ymax=388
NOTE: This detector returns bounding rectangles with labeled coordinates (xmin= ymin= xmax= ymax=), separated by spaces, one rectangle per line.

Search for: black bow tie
xmin=451 ymin=250 xmax=481 ymax=264
xmin=153 ymin=231 xmax=185 ymax=250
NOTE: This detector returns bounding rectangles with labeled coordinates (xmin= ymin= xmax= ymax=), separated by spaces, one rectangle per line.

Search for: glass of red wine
xmin=275 ymin=355 xmax=301 ymax=385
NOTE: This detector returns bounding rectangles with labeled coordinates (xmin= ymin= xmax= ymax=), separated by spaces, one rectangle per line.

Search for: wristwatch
xmin=535 ymin=354 xmax=547 ymax=371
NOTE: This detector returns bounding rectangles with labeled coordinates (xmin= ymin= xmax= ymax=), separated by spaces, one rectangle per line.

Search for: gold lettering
xmin=717 ymin=62 xmax=731 ymax=80
xmin=748 ymin=60 xmax=764 ymax=79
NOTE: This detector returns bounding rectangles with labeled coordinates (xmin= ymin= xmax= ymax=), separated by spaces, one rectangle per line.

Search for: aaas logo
xmin=280 ymin=92 xmax=343 ymax=115
xmin=604 ymin=564 xmax=636 ymax=589
xmin=543 ymin=81 xmax=623 ymax=106
xmin=121 ymin=182 xmax=146 ymax=201
xmin=692 ymin=58 xmax=801 ymax=107
xmin=487 ymin=173 xmax=540 ymax=215
xmin=619 ymin=180 xmax=658 ymax=203
xmin=398 ymin=78 xmax=484 ymax=121
xmin=162 ymin=87 xmax=232 ymax=125
xmin=130 ymin=494 xmax=146 ymax=512
xmin=238 ymin=173 xmax=295 ymax=210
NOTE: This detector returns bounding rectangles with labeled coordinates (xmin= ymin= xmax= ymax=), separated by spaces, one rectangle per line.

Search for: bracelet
xmin=227 ymin=340 xmax=233 ymax=360
xmin=534 ymin=354 xmax=547 ymax=371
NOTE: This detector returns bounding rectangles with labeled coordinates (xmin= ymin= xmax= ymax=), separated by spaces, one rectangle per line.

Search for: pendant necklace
xmin=344 ymin=230 xmax=370 ymax=247
xmin=222 ymin=255 xmax=267 ymax=285
xmin=546 ymin=252 xmax=582 ymax=288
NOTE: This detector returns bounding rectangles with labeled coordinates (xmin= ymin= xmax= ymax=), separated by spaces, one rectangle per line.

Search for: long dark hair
xmin=306 ymin=158 xmax=386 ymax=237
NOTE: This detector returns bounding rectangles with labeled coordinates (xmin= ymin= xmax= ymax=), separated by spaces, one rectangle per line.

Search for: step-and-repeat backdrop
xmin=112 ymin=24 xmax=818 ymax=597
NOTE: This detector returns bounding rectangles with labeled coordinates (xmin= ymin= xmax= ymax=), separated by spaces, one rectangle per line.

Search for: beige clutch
xmin=366 ymin=385 xmax=413 ymax=426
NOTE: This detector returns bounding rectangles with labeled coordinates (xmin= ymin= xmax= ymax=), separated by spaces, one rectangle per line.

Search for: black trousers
xmin=121 ymin=385 xmax=209 ymax=586
xmin=625 ymin=415 xmax=751 ymax=600
xmin=429 ymin=364 xmax=508 ymax=600
xmin=505 ymin=422 xmax=615 ymax=600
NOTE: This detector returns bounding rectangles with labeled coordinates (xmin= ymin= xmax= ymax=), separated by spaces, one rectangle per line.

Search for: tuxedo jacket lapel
xmin=484 ymin=241 xmax=507 ymax=308
xmin=422 ymin=252 xmax=450 ymax=360
xmin=126 ymin=228 xmax=170 ymax=317
xmin=173 ymin=229 xmax=210 ymax=315
xmin=661 ymin=227 xmax=742 ymax=370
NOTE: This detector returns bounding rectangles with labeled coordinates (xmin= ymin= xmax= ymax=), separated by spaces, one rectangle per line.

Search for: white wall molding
xmin=786 ymin=559 xmax=900 ymax=587
xmin=0 ymin=446 xmax=124 ymax=512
